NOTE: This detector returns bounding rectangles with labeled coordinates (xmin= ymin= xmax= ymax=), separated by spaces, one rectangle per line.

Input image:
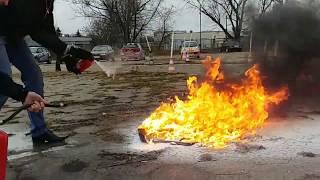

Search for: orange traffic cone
xmin=185 ymin=52 xmax=191 ymax=63
xmin=182 ymin=50 xmax=187 ymax=61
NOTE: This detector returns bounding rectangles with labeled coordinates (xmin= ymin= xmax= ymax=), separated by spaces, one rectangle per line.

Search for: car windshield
xmin=93 ymin=46 xmax=108 ymax=51
xmin=124 ymin=44 xmax=139 ymax=48
xmin=184 ymin=42 xmax=198 ymax=47
xmin=30 ymin=47 xmax=39 ymax=53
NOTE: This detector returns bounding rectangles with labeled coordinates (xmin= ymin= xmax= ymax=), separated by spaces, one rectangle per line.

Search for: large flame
xmin=139 ymin=57 xmax=289 ymax=148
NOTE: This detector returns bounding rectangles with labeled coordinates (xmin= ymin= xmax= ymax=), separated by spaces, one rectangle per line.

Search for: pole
xmin=264 ymin=40 xmax=268 ymax=54
xmin=226 ymin=16 xmax=228 ymax=33
xmin=199 ymin=3 xmax=202 ymax=52
xmin=145 ymin=35 xmax=153 ymax=63
xmin=274 ymin=40 xmax=279 ymax=57
xmin=169 ymin=31 xmax=176 ymax=73
xmin=145 ymin=36 xmax=151 ymax=52
xmin=170 ymin=31 xmax=175 ymax=59
xmin=248 ymin=32 xmax=253 ymax=62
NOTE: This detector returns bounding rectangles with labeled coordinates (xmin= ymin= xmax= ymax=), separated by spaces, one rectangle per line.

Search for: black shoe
xmin=32 ymin=130 xmax=68 ymax=145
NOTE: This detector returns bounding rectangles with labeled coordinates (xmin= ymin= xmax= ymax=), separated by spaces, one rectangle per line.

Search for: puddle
xmin=1 ymin=123 xmax=33 ymax=154
xmin=2 ymin=122 xmax=87 ymax=160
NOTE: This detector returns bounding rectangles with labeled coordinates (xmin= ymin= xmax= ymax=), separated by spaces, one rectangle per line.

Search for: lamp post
xmin=199 ymin=2 xmax=202 ymax=52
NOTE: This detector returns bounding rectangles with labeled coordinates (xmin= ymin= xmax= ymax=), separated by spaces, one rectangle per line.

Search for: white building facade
xmin=163 ymin=31 xmax=228 ymax=50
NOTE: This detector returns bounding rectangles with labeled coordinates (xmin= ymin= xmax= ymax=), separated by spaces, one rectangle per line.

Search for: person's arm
xmin=30 ymin=13 xmax=94 ymax=74
xmin=30 ymin=13 xmax=67 ymax=57
xmin=31 ymin=13 xmax=94 ymax=58
xmin=0 ymin=0 xmax=9 ymax=6
xmin=0 ymin=72 xmax=46 ymax=112
xmin=0 ymin=72 xmax=28 ymax=102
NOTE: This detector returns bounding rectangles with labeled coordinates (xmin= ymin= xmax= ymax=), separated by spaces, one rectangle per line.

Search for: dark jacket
xmin=0 ymin=0 xmax=67 ymax=55
xmin=0 ymin=0 xmax=67 ymax=102
xmin=0 ymin=72 xmax=27 ymax=102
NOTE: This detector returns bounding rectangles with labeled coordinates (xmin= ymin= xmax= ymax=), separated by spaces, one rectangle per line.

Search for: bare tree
xmin=85 ymin=18 xmax=121 ymax=46
xmin=185 ymin=0 xmax=249 ymax=40
xmin=258 ymin=0 xmax=283 ymax=15
xmin=186 ymin=0 xmax=285 ymax=40
xmin=154 ymin=6 xmax=175 ymax=49
xmin=73 ymin=0 xmax=163 ymax=44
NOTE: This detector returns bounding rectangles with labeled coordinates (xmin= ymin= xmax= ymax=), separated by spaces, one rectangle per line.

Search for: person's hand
xmin=62 ymin=46 xmax=94 ymax=74
xmin=0 ymin=0 xmax=9 ymax=6
xmin=66 ymin=46 xmax=94 ymax=60
xmin=61 ymin=55 xmax=81 ymax=74
xmin=24 ymin=92 xmax=47 ymax=112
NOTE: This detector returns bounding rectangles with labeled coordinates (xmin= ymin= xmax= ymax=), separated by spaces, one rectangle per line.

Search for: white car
xmin=181 ymin=41 xmax=201 ymax=59
xmin=30 ymin=46 xmax=52 ymax=64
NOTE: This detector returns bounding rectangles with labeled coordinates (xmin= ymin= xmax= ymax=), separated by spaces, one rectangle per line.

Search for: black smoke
xmin=252 ymin=1 xmax=320 ymax=94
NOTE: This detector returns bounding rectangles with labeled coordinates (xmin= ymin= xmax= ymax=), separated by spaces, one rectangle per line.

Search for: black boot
xmin=32 ymin=130 xmax=68 ymax=145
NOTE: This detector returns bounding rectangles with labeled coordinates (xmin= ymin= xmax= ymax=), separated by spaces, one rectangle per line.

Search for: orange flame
xmin=139 ymin=57 xmax=289 ymax=148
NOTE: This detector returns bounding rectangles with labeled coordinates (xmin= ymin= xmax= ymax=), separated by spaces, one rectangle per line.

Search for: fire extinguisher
xmin=76 ymin=59 xmax=95 ymax=73
xmin=0 ymin=131 xmax=8 ymax=180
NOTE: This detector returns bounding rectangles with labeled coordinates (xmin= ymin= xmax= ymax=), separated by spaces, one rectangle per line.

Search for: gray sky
xmin=53 ymin=0 xmax=215 ymax=34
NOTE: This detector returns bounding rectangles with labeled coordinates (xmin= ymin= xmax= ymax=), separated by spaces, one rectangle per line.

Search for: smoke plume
xmin=253 ymin=0 xmax=320 ymax=94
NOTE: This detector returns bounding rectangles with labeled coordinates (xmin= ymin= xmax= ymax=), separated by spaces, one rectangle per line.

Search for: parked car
xmin=91 ymin=45 xmax=115 ymax=61
xmin=30 ymin=46 xmax=51 ymax=64
xmin=120 ymin=43 xmax=145 ymax=61
xmin=180 ymin=41 xmax=200 ymax=59
xmin=220 ymin=39 xmax=242 ymax=52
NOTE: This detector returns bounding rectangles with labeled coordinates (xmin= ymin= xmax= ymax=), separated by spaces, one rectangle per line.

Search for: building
xmin=162 ymin=31 xmax=228 ymax=50
xmin=25 ymin=36 xmax=93 ymax=51
xmin=59 ymin=36 xmax=93 ymax=50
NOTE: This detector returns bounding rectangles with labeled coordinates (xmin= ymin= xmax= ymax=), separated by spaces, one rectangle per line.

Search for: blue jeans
xmin=0 ymin=37 xmax=48 ymax=137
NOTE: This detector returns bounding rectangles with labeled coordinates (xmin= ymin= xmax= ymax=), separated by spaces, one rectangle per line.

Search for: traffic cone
xmin=182 ymin=50 xmax=187 ymax=61
xmin=0 ymin=131 xmax=8 ymax=180
xmin=168 ymin=58 xmax=176 ymax=73
xmin=185 ymin=52 xmax=190 ymax=63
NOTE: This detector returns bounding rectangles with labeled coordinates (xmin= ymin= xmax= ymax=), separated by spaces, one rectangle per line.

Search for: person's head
xmin=0 ymin=0 xmax=9 ymax=6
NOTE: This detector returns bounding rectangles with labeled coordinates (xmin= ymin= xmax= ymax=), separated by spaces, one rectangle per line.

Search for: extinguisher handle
xmin=0 ymin=103 xmax=67 ymax=125
xmin=0 ymin=104 xmax=30 ymax=125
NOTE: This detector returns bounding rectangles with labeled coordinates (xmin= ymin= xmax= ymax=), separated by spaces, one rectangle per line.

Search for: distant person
xmin=0 ymin=0 xmax=94 ymax=145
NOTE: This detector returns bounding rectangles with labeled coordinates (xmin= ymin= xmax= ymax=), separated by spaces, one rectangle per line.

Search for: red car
xmin=120 ymin=43 xmax=145 ymax=61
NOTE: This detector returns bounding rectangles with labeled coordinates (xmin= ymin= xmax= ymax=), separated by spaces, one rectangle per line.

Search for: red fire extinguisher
xmin=76 ymin=59 xmax=95 ymax=73
xmin=0 ymin=131 xmax=7 ymax=180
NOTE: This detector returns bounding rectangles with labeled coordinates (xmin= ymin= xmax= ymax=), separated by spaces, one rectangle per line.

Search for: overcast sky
xmin=53 ymin=0 xmax=215 ymax=34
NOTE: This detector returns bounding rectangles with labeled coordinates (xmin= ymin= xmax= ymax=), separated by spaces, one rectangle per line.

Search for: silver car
xmin=91 ymin=45 xmax=115 ymax=61
xmin=30 ymin=46 xmax=52 ymax=64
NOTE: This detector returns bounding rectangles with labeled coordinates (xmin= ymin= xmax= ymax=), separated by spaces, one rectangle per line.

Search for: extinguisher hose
xmin=0 ymin=103 xmax=66 ymax=126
